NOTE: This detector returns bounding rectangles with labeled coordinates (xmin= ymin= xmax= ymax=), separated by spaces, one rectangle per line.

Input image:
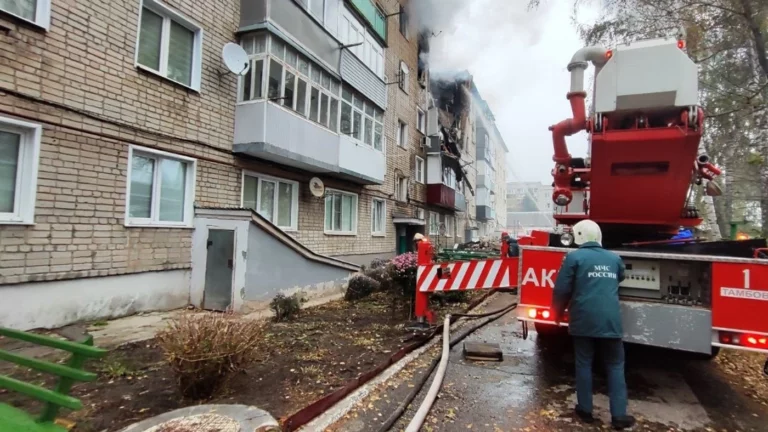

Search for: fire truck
xmin=516 ymin=36 xmax=768 ymax=357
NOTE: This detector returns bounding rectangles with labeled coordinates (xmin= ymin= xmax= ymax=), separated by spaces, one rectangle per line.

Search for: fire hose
xmin=376 ymin=301 xmax=518 ymax=432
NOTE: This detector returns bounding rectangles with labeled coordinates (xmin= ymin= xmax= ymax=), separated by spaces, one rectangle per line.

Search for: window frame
xmin=397 ymin=120 xmax=408 ymax=148
xmin=134 ymin=0 xmax=204 ymax=91
xmin=0 ymin=116 xmax=41 ymax=225
xmin=240 ymin=170 xmax=300 ymax=231
xmin=124 ymin=145 xmax=197 ymax=228
xmin=341 ymin=7 xmax=385 ymax=78
xmin=399 ymin=61 xmax=409 ymax=94
xmin=415 ymin=156 xmax=425 ymax=184
xmin=340 ymin=85 xmax=384 ymax=152
xmin=0 ymin=0 xmax=51 ymax=30
xmin=444 ymin=215 xmax=454 ymax=237
xmin=399 ymin=4 xmax=409 ymax=39
xmin=428 ymin=212 xmax=439 ymax=236
xmin=395 ymin=176 xmax=408 ymax=202
xmin=324 ymin=188 xmax=359 ymax=236
xmin=371 ymin=198 xmax=386 ymax=236
xmin=237 ymin=35 xmax=341 ymax=134
xmin=416 ymin=108 xmax=425 ymax=134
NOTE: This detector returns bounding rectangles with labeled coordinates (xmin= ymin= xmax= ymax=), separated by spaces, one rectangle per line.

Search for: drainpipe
xmin=549 ymin=46 xmax=607 ymax=206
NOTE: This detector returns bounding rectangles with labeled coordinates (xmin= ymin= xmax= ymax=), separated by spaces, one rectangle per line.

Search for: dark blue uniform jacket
xmin=552 ymin=242 xmax=626 ymax=338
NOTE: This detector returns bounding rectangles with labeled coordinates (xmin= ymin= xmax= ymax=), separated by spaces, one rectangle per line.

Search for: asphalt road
xmin=329 ymin=293 xmax=768 ymax=432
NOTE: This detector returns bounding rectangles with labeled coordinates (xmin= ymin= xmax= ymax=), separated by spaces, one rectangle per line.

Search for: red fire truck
xmin=516 ymin=36 xmax=768 ymax=357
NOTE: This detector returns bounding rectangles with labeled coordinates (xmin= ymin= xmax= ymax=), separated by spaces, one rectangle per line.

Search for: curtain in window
xmin=137 ymin=8 xmax=163 ymax=71
xmin=159 ymin=158 xmax=186 ymax=222
xmin=243 ymin=175 xmax=258 ymax=210
xmin=0 ymin=0 xmax=35 ymax=20
xmin=277 ymin=182 xmax=292 ymax=227
xmin=324 ymin=194 xmax=333 ymax=231
xmin=129 ymin=155 xmax=154 ymax=218
xmin=333 ymin=193 xmax=342 ymax=231
xmin=167 ymin=21 xmax=194 ymax=86
xmin=0 ymin=131 xmax=20 ymax=213
xmin=259 ymin=180 xmax=275 ymax=222
xmin=342 ymin=194 xmax=354 ymax=231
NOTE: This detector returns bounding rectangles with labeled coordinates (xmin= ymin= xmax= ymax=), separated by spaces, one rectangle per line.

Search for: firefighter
xmin=413 ymin=233 xmax=425 ymax=253
xmin=551 ymin=219 xmax=636 ymax=430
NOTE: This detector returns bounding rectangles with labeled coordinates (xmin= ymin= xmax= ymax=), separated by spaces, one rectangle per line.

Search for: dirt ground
xmin=714 ymin=348 xmax=768 ymax=407
xmin=0 ymin=291 xmax=485 ymax=432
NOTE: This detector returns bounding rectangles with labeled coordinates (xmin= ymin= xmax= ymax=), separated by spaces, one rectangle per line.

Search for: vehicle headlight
xmin=560 ymin=232 xmax=574 ymax=246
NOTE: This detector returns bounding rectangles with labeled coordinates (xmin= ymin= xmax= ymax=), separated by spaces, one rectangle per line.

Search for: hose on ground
xmin=375 ymin=302 xmax=518 ymax=432
xmin=405 ymin=315 xmax=451 ymax=432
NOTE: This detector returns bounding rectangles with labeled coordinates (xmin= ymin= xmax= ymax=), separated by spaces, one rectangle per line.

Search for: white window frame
xmin=240 ymin=170 xmax=300 ymax=231
xmin=324 ymin=188 xmax=358 ymax=235
xmin=341 ymin=86 xmax=383 ymax=151
xmin=397 ymin=120 xmax=408 ymax=148
xmin=429 ymin=212 xmax=439 ymax=236
xmin=395 ymin=176 xmax=408 ymax=202
xmin=0 ymin=116 xmax=41 ymax=225
xmin=0 ymin=0 xmax=51 ymax=30
xmin=134 ymin=0 xmax=204 ymax=91
xmin=371 ymin=198 xmax=386 ymax=236
xmin=415 ymin=156 xmax=425 ymax=184
xmin=307 ymin=0 xmax=325 ymax=24
xmin=341 ymin=7 xmax=384 ymax=79
xmin=399 ymin=61 xmax=409 ymax=94
xmin=239 ymin=35 xmax=342 ymax=134
xmin=125 ymin=145 xmax=196 ymax=228
xmin=417 ymin=108 xmax=425 ymax=134
xmin=444 ymin=215 xmax=454 ymax=237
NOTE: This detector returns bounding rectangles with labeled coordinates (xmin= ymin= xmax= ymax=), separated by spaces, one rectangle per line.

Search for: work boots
xmin=611 ymin=415 xmax=636 ymax=430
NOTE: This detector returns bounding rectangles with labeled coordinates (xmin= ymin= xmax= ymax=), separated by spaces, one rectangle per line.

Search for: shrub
xmin=363 ymin=262 xmax=395 ymax=292
xmin=345 ymin=274 xmax=381 ymax=301
xmin=369 ymin=258 xmax=390 ymax=269
xmin=432 ymin=290 xmax=469 ymax=305
xmin=156 ymin=313 xmax=263 ymax=399
xmin=391 ymin=252 xmax=418 ymax=298
xmin=270 ymin=293 xmax=305 ymax=322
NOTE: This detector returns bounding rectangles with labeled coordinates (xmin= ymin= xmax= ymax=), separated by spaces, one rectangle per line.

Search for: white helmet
xmin=572 ymin=219 xmax=602 ymax=246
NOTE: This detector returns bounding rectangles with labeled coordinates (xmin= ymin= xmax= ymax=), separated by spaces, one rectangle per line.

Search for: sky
xmin=415 ymin=0 xmax=600 ymax=184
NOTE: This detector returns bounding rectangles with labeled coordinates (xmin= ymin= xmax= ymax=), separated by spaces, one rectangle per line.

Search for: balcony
xmin=454 ymin=191 xmax=467 ymax=212
xmin=427 ymin=184 xmax=456 ymax=210
xmin=476 ymin=174 xmax=491 ymax=189
xmin=233 ymin=101 xmax=384 ymax=184
xmin=477 ymin=205 xmax=493 ymax=221
xmin=346 ymin=0 xmax=387 ymax=42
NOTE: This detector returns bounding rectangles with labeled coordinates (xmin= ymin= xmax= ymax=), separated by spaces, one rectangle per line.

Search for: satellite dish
xmin=222 ymin=43 xmax=250 ymax=76
xmin=309 ymin=177 xmax=325 ymax=198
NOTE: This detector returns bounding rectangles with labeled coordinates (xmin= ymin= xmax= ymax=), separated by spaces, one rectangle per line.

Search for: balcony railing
xmin=347 ymin=0 xmax=387 ymax=41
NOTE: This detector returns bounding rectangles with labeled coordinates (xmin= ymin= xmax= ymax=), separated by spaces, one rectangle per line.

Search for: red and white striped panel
xmin=416 ymin=258 xmax=515 ymax=292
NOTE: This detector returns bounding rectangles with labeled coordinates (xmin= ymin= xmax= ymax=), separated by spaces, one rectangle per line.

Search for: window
xmin=340 ymin=86 xmax=383 ymax=151
xmin=417 ymin=108 xmax=425 ymax=134
xmin=308 ymin=0 xmax=325 ymax=23
xmin=399 ymin=61 xmax=409 ymax=93
xmin=371 ymin=198 xmax=385 ymax=235
xmin=415 ymin=156 xmax=424 ymax=184
xmin=0 ymin=0 xmax=50 ymax=29
xmin=325 ymin=189 xmax=358 ymax=234
xmin=429 ymin=212 xmax=439 ymax=235
xmin=340 ymin=8 xmax=384 ymax=78
xmin=136 ymin=0 xmax=203 ymax=90
xmin=397 ymin=120 xmax=407 ymax=148
xmin=126 ymin=146 xmax=196 ymax=227
xmin=399 ymin=4 xmax=408 ymax=38
xmin=416 ymin=208 xmax=425 ymax=220
xmin=395 ymin=177 xmax=408 ymax=202
xmin=242 ymin=172 xmax=299 ymax=231
xmin=238 ymin=35 xmax=340 ymax=132
xmin=443 ymin=167 xmax=456 ymax=189
xmin=444 ymin=215 xmax=454 ymax=237
xmin=0 ymin=116 xmax=41 ymax=225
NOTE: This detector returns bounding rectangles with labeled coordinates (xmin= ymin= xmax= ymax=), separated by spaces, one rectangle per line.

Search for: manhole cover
xmin=144 ymin=414 xmax=240 ymax=432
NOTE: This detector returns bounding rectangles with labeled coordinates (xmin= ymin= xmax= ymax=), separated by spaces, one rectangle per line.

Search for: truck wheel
xmin=534 ymin=322 xmax=562 ymax=337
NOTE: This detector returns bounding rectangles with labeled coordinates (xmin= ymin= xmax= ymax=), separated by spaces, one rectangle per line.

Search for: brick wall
xmin=0 ymin=0 xmax=241 ymax=285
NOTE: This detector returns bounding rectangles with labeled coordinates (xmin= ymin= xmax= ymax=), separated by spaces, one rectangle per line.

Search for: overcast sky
xmin=419 ymin=0 xmax=600 ymax=185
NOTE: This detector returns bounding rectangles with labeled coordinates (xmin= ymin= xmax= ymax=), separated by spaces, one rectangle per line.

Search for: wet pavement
xmin=328 ymin=293 xmax=768 ymax=432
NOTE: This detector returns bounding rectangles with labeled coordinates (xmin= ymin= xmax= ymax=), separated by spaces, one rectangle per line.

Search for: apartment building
xmin=472 ymin=88 xmax=508 ymax=238
xmin=506 ymin=181 xmax=556 ymax=237
xmin=0 ymin=0 xmax=436 ymax=329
